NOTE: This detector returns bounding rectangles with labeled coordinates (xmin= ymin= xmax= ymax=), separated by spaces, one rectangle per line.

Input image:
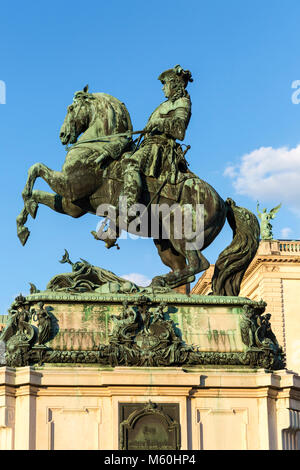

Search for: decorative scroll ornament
xmin=239 ymin=301 xmax=284 ymax=368
xmin=98 ymin=297 xmax=190 ymax=367
xmin=0 ymin=295 xmax=35 ymax=367
xmin=0 ymin=295 xmax=285 ymax=370
xmin=0 ymin=296 xmax=53 ymax=367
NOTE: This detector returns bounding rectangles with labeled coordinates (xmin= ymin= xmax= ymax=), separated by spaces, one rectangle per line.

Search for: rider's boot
xmin=91 ymin=166 xmax=142 ymax=247
xmin=118 ymin=167 xmax=142 ymax=231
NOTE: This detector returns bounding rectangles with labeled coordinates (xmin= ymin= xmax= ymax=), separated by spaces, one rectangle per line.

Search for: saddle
xmin=74 ymin=144 xmax=198 ymax=213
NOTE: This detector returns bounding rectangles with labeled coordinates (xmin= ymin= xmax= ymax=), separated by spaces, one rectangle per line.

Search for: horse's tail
xmin=211 ymin=198 xmax=260 ymax=296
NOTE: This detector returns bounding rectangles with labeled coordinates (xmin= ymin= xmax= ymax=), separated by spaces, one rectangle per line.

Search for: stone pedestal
xmin=28 ymin=292 xmax=253 ymax=355
xmin=5 ymin=292 xmax=281 ymax=370
xmin=0 ymin=291 xmax=292 ymax=449
xmin=0 ymin=366 xmax=299 ymax=450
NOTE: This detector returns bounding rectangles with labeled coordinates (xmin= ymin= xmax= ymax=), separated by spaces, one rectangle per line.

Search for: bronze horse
xmin=18 ymin=86 xmax=259 ymax=293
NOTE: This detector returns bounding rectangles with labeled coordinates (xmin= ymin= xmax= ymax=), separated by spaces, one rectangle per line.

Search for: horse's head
xmin=60 ymin=85 xmax=95 ymax=145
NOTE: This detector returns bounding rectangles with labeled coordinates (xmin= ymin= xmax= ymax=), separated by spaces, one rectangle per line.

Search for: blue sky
xmin=1 ymin=0 xmax=300 ymax=312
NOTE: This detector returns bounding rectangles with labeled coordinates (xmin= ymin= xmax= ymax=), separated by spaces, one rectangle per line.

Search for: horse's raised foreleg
xmin=17 ymin=189 xmax=85 ymax=245
xmin=30 ymin=190 xmax=85 ymax=218
xmin=23 ymin=163 xmax=66 ymax=207
xmin=16 ymin=207 xmax=30 ymax=246
xmin=22 ymin=163 xmax=55 ymax=218
xmin=23 ymin=160 xmax=98 ymax=210
xmin=22 ymin=162 xmax=82 ymax=219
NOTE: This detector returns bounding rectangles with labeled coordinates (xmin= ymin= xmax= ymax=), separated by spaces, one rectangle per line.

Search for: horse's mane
xmin=90 ymin=92 xmax=133 ymax=134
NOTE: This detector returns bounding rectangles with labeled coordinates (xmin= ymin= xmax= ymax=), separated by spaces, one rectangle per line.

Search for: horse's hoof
xmin=17 ymin=226 xmax=30 ymax=246
xmin=105 ymin=238 xmax=120 ymax=249
xmin=25 ymin=200 xmax=38 ymax=219
xmin=91 ymin=230 xmax=99 ymax=240
xmin=150 ymin=276 xmax=166 ymax=287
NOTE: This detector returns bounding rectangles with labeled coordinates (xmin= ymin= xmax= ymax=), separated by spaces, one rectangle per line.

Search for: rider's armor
xmin=121 ymin=65 xmax=193 ymax=214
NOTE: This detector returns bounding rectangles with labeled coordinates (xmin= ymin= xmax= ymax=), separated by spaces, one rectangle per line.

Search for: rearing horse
xmin=18 ymin=86 xmax=260 ymax=293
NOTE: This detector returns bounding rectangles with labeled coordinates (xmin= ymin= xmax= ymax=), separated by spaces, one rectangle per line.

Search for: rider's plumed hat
xmin=158 ymin=65 xmax=193 ymax=88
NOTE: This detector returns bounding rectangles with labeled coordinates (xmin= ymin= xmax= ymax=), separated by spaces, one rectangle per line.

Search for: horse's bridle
xmin=65 ymin=97 xmax=89 ymax=151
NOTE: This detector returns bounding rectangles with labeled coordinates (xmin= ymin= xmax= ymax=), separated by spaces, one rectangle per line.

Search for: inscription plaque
xmin=119 ymin=401 xmax=181 ymax=450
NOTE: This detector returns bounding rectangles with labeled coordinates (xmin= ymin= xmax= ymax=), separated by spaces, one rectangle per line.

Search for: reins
xmin=65 ymin=129 xmax=145 ymax=152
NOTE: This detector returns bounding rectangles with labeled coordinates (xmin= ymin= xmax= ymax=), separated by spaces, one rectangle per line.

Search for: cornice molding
xmin=192 ymin=241 xmax=300 ymax=295
xmin=243 ymin=255 xmax=300 ymax=280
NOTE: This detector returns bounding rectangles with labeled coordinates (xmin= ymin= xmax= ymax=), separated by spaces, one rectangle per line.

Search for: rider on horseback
xmin=122 ymin=64 xmax=193 ymax=211
xmin=95 ymin=64 xmax=193 ymax=245
xmin=19 ymin=68 xmax=260 ymax=294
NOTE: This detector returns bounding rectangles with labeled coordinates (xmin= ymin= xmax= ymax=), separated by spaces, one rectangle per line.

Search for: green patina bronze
xmin=119 ymin=402 xmax=181 ymax=450
xmin=17 ymin=65 xmax=260 ymax=295
xmin=0 ymin=291 xmax=285 ymax=370
xmin=257 ymin=201 xmax=281 ymax=240
xmin=7 ymin=65 xmax=283 ymax=371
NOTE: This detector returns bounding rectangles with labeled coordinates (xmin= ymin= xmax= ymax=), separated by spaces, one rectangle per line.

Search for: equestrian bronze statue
xmin=17 ymin=65 xmax=260 ymax=294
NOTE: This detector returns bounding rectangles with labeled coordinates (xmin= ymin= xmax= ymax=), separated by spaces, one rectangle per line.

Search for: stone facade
xmin=0 ymin=366 xmax=299 ymax=450
xmin=0 ymin=240 xmax=299 ymax=450
xmin=192 ymin=240 xmax=300 ymax=374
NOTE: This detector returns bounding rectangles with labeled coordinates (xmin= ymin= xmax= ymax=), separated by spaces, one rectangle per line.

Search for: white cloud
xmin=121 ymin=273 xmax=151 ymax=287
xmin=280 ymin=227 xmax=293 ymax=239
xmin=290 ymin=207 xmax=300 ymax=218
xmin=224 ymin=144 xmax=300 ymax=205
